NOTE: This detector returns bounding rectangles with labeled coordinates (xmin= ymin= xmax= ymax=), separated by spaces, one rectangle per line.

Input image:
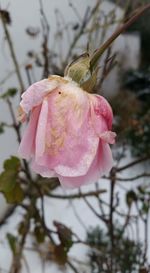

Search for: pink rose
xmin=18 ymin=75 xmax=116 ymax=188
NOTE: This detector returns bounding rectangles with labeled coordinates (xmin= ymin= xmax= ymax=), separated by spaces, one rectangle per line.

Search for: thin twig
xmin=0 ymin=8 xmax=24 ymax=92
xmin=116 ymin=173 xmax=150 ymax=182
xmin=47 ymin=189 xmax=106 ymax=200
xmin=0 ymin=205 xmax=16 ymax=227
xmin=116 ymin=156 xmax=150 ymax=172
xmin=84 ymin=197 xmax=108 ymax=224
xmin=65 ymin=0 xmax=100 ymax=62
xmin=90 ymin=3 xmax=150 ymax=69
xmin=67 ymin=260 xmax=80 ymax=273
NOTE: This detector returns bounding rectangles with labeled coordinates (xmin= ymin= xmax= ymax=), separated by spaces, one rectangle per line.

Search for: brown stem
xmin=109 ymin=168 xmax=116 ymax=273
xmin=6 ymin=98 xmax=21 ymax=143
xmin=39 ymin=0 xmax=50 ymax=78
xmin=90 ymin=3 xmax=150 ymax=70
xmin=84 ymin=197 xmax=108 ymax=224
xmin=67 ymin=260 xmax=80 ymax=273
xmin=0 ymin=205 xmax=16 ymax=227
xmin=6 ymin=98 xmax=32 ymax=181
xmin=9 ymin=218 xmax=30 ymax=273
xmin=143 ymin=217 xmax=148 ymax=265
xmin=116 ymin=172 xmax=150 ymax=182
xmin=65 ymin=0 xmax=100 ymax=62
xmin=116 ymin=156 xmax=150 ymax=173
xmin=0 ymin=12 xmax=24 ymax=92
xmin=47 ymin=189 xmax=106 ymax=199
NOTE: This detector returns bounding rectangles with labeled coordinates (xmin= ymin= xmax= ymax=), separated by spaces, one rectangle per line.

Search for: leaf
xmin=0 ymin=88 xmax=17 ymax=99
xmin=5 ymin=184 xmax=24 ymax=204
xmin=0 ymin=157 xmax=21 ymax=196
xmin=34 ymin=226 xmax=45 ymax=243
xmin=54 ymin=245 xmax=67 ymax=265
xmin=0 ymin=10 xmax=11 ymax=25
xmin=142 ymin=202 xmax=149 ymax=214
xmin=126 ymin=190 xmax=137 ymax=207
xmin=7 ymin=233 xmax=17 ymax=255
xmin=53 ymin=221 xmax=73 ymax=251
xmin=0 ymin=123 xmax=5 ymax=134
xmin=4 ymin=156 xmax=20 ymax=171
xmin=0 ymin=169 xmax=17 ymax=193
xmin=138 ymin=186 xmax=145 ymax=195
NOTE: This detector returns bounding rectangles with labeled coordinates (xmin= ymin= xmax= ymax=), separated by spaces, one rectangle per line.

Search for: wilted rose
xmin=18 ymin=75 xmax=116 ymax=188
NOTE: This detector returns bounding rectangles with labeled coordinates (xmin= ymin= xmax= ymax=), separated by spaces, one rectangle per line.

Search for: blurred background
xmin=0 ymin=0 xmax=150 ymax=272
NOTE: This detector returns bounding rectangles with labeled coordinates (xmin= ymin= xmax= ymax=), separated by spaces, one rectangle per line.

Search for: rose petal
xmin=39 ymin=84 xmax=99 ymax=176
xmin=99 ymin=131 xmax=116 ymax=144
xmin=90 ymin=94 xmax=113 ymax=132
xmin=35 ymin=99 xmax=48 ymax=159
xmin=20 ymin=78 xmax=59 ymax=113
xmin=58 ymin=140 xmax=114 ymax=188
xmin=31 ymin=160 xmax=56 ymax=177
xmin=18 ymin=106 xmax=41 ymax=159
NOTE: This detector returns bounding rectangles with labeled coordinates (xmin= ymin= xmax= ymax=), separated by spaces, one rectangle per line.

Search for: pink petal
xmin=58 ymin=140 xmax=114 ymax=188
xmin=39 ymin=84 xmax=99 ymax=176
xmin=18 ymin=106 xmax=41 ymax=159
xmin=20 ymin=78 xmax=59 ymax=113
xmin=35 ymin=99 xmax=48 ymax=159
xmin=90 ymin=94 xmax=113 ymax=132
xmin=99 ymin=131 xmax=116 ymax=144
xmin=31 ymin=160 xmax=56 ymax=177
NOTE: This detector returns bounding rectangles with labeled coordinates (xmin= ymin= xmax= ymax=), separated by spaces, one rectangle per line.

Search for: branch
xmin=6 ymin=98 xmax=32 ymax=181
xmin=0 ymin=205 xmax=16 ymax=227
xmin=47 ymin=189 xmax=106 ymax=199
xmin=6 ymin=98 xmax=21 ymax=143
xmin=39 ymin=0 xmax=50 ymax=78
xmin=65 ymin=0 xmax=100 ymax=61
xmin=0 ymin=10 xmax=24 ymax=92
xmin=67 ymin=261 xmax=80 ymax=273
xmin=109 ymin=168 xmax=116 ymax=271
xmin=83 ymin=197 xmax=108 ymax=224
xmin=116 ymin=173 xmax=150 ymax=182
xmin=90 ymin=3 xmax=150 ymax=69
xmin=116 ymin=156 xmax=150 ymax=173
xmin=9 ymin=217 xmax=30 ymax=273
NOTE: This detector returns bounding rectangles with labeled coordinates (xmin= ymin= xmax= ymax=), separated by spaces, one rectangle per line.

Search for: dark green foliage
xmin=123 ymin=69 xmax=150 ymax=103
xmin=126 ymin=190 xmax=137 ymax=207
xmin=0 ymin=156 xmax=24 ymax=203
xmin=123 ymin=69 xmax=150 ymax=156
xmin=34 ymin=225 xmax=45 ymax=243
xmin=110 ymin=0 xmax=150 ymax=66
xmin=0 ymin=88 xmax=18 ymax=99
xmin=7 ymin=233 xmax=18 ymax=255
xmin=0 ymin=122 xmax=5 ymax=134
xmin=53 ymin=221 xmax=73 ymax=251
xmin=87 ymin=226 xmax=143 ymax=273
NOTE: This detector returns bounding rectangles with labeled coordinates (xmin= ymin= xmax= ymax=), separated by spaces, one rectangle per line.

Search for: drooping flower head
xmin=19 ymin=73 xmax=115 ymax=187
xmin=18 ymin=73 xmax=116 ymax=188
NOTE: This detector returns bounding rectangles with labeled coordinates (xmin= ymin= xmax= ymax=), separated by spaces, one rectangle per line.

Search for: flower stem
xmin=90 ymin=3 xmax=150 ymax=70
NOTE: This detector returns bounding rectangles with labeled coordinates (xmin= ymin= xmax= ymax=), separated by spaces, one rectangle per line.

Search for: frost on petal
xmin=18 ymin=75 xmax=116 ymax=189
xmin=35 ymin=99 xmax=48 ymax=160
xmin=57 ymin=141 xmax=114 ymax=188
xmin=42 ymin=83 xmax=99 ymax=176
xmin=18 ymin=106 xmax=41 ymax=159
xmin=31 ymin=160 xmax=56 ymax=177
xmin=100 ymin=131 xmax=116 ymax=144
xmin=90 ymin=94 xmax=113 ymax=135
xmin=20 ymin=78 xmax=59 ymax=114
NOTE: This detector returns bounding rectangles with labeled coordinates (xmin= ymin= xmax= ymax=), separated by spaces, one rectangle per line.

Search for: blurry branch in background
xmin=65 ymin=0 xmax=100 ymax=62
xmin=0 ymin=205 xmax=16 ymax=227
xmin=39 ymin=0 xmax=50 ymax=78
xmin=90 ymin=2 xmax=150 ymax=69
xmin=0 ymin=6 xmax=24 ymax=92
